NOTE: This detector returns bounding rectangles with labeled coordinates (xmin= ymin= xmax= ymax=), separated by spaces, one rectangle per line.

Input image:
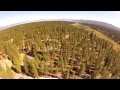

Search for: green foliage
xmin=79 ymin=63 xmax=86 ymax=76
xmin=23 ymin=55 xmax=38 ymax=78
xmin=23 ymin=55 xmax=30 ymax=75
xmin=66 ymin=69 xmax=70 ymax=79
xmin=29 ymin=59 xmax=38 ymax=78
xmin=0 ymin=21 xmax=119 ymax=79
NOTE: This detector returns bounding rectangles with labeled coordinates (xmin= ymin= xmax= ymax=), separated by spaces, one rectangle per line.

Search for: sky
xmin=0 ymin=11 xmax=120 ymax=28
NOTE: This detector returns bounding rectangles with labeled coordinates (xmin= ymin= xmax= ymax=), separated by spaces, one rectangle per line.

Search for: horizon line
xmin=0 ymin=19 xmax=120 ymax=30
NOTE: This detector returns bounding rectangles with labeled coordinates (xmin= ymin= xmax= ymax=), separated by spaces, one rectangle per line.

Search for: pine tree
xmin=66 ymin=69 xmax=70 ymax=79
xmin=12 ymin=56 xmax=21 ymax=73
xmin=30 ymin=60 xmax=38 ymax=78
xmin=23 ymin=55 xmax=29 ymax=75
xmin=79 ymin=63 xmax=86 ymax=76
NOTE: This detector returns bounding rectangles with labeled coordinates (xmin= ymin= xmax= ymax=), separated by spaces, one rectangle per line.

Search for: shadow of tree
xmin=11 ymin=67 xmax=19 ymax=73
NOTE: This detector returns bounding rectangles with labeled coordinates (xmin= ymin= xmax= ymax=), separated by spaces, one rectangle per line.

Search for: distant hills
xmin=73 ymin=20 xmax=120 ymax=31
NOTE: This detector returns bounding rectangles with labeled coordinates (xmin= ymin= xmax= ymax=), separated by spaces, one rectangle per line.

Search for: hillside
xmin=80 ymin=23 xmax=120 ymax=44
xmin=0 ymin=21 xmax=120 ymax=79
xmin=74 ymin=20 xmax=120 ymax=31
xmin=73 ymin=20 xmax=120 ymax=44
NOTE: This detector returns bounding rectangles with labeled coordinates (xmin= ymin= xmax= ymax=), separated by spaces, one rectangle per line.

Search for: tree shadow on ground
xmin=11 ymin=67 xmax=19 ymax=73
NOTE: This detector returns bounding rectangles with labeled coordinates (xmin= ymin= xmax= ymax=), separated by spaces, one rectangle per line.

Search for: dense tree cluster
xmin=0 ymin=21 xmax=119 ymax=79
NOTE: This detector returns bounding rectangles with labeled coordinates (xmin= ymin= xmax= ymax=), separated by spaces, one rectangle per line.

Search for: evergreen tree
xmin=23 ymin=55 xmax=29 ymax=75
xmin=79 ymin=63 xmax=86 ymax=76
xmin=66 ymin=69 xmax=70 ymax=79
xmin=29 ymin=60 xmax=38 ymax=78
